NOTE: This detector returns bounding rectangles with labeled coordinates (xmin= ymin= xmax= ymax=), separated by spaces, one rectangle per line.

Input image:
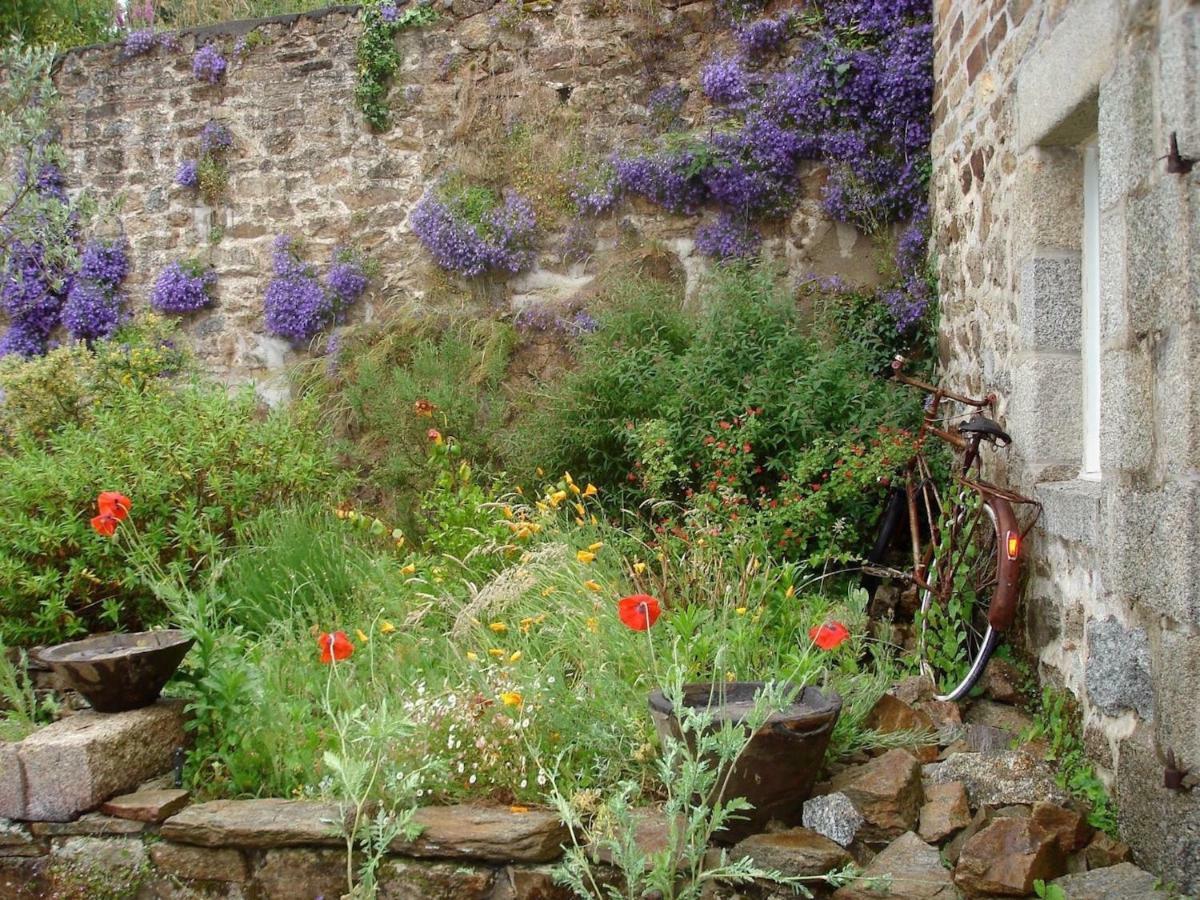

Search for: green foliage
xmin=0 ymin=644 xmax=58 ymax=741
xmin=522 ymin=268 xmax=922 ymax=507
xmin=304 ymin=315 xmax=516 ymax=531
xmin=0 ymin=352 xmax=337 ymax=644
xmin=354 ymin=1 xmax=437 ymax=131
xmin=1033 ymin=879 xmax=1067 ymax=900
xmin=0 ymin=0 xmax=113 ymax=50
xmin=197 ymin=154 xmax=228 ymax=206
xmin=1024 ymin=686 xmax=1119 ymax=836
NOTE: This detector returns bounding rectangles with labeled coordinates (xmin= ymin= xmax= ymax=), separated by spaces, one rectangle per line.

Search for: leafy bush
xmin=0 ymin=358 xmax=337 ymax=644
xmin=521 ymin=268 xmax=921 ymax=506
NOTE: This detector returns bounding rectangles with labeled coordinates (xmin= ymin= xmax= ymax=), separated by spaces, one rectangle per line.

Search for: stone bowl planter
xmin=37 ymin=629 xmax=193 ymax=713
xmin=648 ymin=681 xmax=841 ymax=843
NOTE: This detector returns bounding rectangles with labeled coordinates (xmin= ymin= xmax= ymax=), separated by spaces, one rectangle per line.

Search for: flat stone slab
xmin=833 ymin=831 xmax=956 ymax=899
xmin=392 ymin=804 xmax=568 ymax=863
xmin=1051 ymin=861 xmax=1164 ymax=899
xmin=101 ymin=788 xmax=190 ymax=823
xmin=922 ymin=750 xmax=1070 ymax=807
xmin=0 ymin=700 xmax=186 ymax=822
xmin=161 ymin=799 xmax=345 ymax=848
xmin=731 ymin=827 xmax=851 ymax=878
xmin=30 ymin=812 xmax=146 ymax=837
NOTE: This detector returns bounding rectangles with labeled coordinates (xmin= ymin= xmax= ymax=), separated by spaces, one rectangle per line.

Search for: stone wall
xmin=930 ymin=0 xmax=1200 ymax=890
xmin=50 ymin=1 xmax=883 ymax=398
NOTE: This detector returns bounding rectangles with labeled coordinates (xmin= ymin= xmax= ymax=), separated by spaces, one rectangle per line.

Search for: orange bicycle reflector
xmin=1006 ymin=530 xmax=1020 ymax=560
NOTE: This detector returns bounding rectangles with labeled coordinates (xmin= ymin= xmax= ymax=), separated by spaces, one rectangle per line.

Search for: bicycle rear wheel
xmin=918 ymin=491 xmax=1007 ymax=701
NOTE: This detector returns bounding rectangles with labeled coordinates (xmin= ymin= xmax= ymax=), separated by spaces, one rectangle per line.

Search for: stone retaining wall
xmin=51 ymin=1 xmax=884 ymax=397
xmin=930 ymin=0 xmax=1200 ymax=890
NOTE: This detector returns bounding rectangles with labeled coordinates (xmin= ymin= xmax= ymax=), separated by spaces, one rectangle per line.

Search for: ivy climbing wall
xmin=51 ymin=1 xmax=886 ymax=394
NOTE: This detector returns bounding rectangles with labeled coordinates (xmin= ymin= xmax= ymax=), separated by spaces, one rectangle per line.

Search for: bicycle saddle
xmin=958 ymin=414 xmax=1011 ymax=446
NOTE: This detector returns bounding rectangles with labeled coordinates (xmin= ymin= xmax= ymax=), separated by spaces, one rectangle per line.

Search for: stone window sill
xmin=1034 ymin=477 xmax=1102 ymax=548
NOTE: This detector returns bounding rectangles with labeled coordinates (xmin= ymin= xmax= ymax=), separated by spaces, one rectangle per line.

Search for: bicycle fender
xmin=986 ymin=497 xmax=1021 ymax=632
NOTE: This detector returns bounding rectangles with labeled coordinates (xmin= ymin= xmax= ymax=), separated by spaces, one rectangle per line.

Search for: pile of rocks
xmin=726 ymin=670 xmax=1163 ymax=898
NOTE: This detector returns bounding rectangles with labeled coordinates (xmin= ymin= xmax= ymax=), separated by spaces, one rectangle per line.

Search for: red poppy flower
xmin=98 ymin=492 xmax=132 ymax=521
xmin=809 ymin=621 xmax=851 ymax=651
xmin=90 ymin=513 xmax=120 ymax=537
xmin=413 ymin=398 xmax=436 ymax=418
xmin=618 ymin=594 xmax=661 ymax=631
xmin=318 ymin=631 xmax=355 ymax=664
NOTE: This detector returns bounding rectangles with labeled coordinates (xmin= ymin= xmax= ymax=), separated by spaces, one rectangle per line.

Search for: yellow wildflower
xmin=590 ymin=515 xmax=599 ymax=526
xmin=564 ymin=471 xmax=575 ymax=485
xmin=633 ymin=561 xmax=647 ymax=574
xmin=735 ymin=607 xmax=747 ymax=616
xmin=550 ymin=490 xmax=567 ymax=505
xmin=380 ymin=620 xmax=396 ymax=634
xmin=586 ymin=616 xmax=600 ymax=633
xmin=356 ymin=628 xmax=370 ymax=643
xmin=574 ymin=502 xmax=586 ymax=517
xmin=583 ymin=483 xmax=598 ymax=497
xmin=583 ymin=580 xmax=602 ymax=592
xmin=541 ymin=586 xmax=557 ymax=597
xmin=576 ymin=550 xmax=596 ymax=564
xmin=726 ymin=670 xmax=736 ymax=682
xmin=401 ymin=563 xmax=416 ymax=575
xmin=488 ymin=648 xmax=505 ymax=658
xmin=785 ymin=585 xmax=795 ymax=598
xmin=575 ymin=517 xmax=585 ymax=526
xmin=588 ymin=541 xmax=604 ymax=552
xmin=500 ymin=691 xmax=523 ymax=708
xmin=466 ymin=651 xmax=479 ymax=662
xmin=536 ymin=467 xmax=545 ymax=477
xmin=489 ymin=622 xmax=508 ymax=633
xmin=509 ymin=651 xmax=523 ymax=663
xmin=515 ymin=485 xmax=524 ymax=495
xmin=503 ymin=506 xmax=513 ymax=519
xmin=569 ymin=483 xmax=581 ymax=495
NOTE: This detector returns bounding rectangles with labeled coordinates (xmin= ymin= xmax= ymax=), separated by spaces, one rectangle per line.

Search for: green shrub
xmin=0 ymin=377 xmax=338 ymax=645
xmin=305 ymin=316 xmax=516 ymax=533
xmin=520 ymin=267 xmax=921 ymax=505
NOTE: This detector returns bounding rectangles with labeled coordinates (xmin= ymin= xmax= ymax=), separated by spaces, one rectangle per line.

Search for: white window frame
xmin=1080 ymin=139 xmax=1101 ymax=480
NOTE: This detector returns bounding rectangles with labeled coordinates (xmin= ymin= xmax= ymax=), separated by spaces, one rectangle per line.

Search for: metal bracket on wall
xmin=1162 ymin=132 xmax=1195 ymax=175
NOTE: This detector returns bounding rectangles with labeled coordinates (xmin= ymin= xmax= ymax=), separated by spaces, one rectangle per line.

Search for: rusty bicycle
xmin=861 ymin=355 xmax=1040 ymax=701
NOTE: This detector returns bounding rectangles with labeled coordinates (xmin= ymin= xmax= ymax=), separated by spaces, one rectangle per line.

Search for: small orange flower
xmin=98 ymin=492 xmax=131 ymax=521
xmin=318 ymin=631 xmax=355 ymax=663
xmin=618 ymin=594 xmax=661 ymax=631
xmin=809 ymin=621 xmax=851 ymax=651
xmin=413 ymin=398 xmax=436 ymax=417
xmin=427 ymin=428 xmax=444 ymax=445
xmin=90 ymin=513 xmax=120 ymax=537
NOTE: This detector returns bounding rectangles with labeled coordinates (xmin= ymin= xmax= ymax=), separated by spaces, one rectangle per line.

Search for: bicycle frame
xmin=875 ymin=356 xmax=1033 ymax=632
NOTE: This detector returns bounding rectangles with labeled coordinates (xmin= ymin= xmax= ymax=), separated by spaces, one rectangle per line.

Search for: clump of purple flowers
xmin=151 ymin=259 xmax=217 ymax=314
xmin=514 ymin=303 xmax=599 ymax=337
xmin=410 ymin=183 xmax=537 ymax=278
xmin=199 ymin=121 xmax=233 ymax=154
xmin=647 ymin=83 xmax=688 ymax=132
xmin=735 ymin=11 xmax=793 ymax=57
xmin=700 ymin=54 xmax=750 ymax=106
xmin=175 ymin=160 xmax=199 ymax=188
xmin=192 ymin=44 xmax=227 ymax=84
xmin=79 ymin=239 xmax=129 ymax=289
xmin=694 ymin=213 xmax=761 ymax=261
xmin=122 ymin=28 xmax=157 ymax=59
xmin=569 ymin=165 xmax=619 ymax=216
xmin=880 ymin=209 xmax=931 ymax=332
xmin=264 ymin=237 xmax=371 ymax=343
xmin=62 ymin=280 xmax=121 ymax=341
xmin=0 ymin=163 xmax=75 ymax=357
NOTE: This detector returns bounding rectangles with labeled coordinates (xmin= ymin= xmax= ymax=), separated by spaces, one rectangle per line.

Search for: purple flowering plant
xmin=410 ymin=180 xmax=537 ymax=278
xmin=151 ymin=259 xmax=217 ymax=314
xmin=193 ymin=44 xmax=227 ymax=84
xmin=264 ymin=237 xmax=373 ymax=344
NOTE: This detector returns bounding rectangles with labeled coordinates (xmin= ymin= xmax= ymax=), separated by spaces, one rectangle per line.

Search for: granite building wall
xmin=930 ymin=0 xmax=1200 ymax=888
